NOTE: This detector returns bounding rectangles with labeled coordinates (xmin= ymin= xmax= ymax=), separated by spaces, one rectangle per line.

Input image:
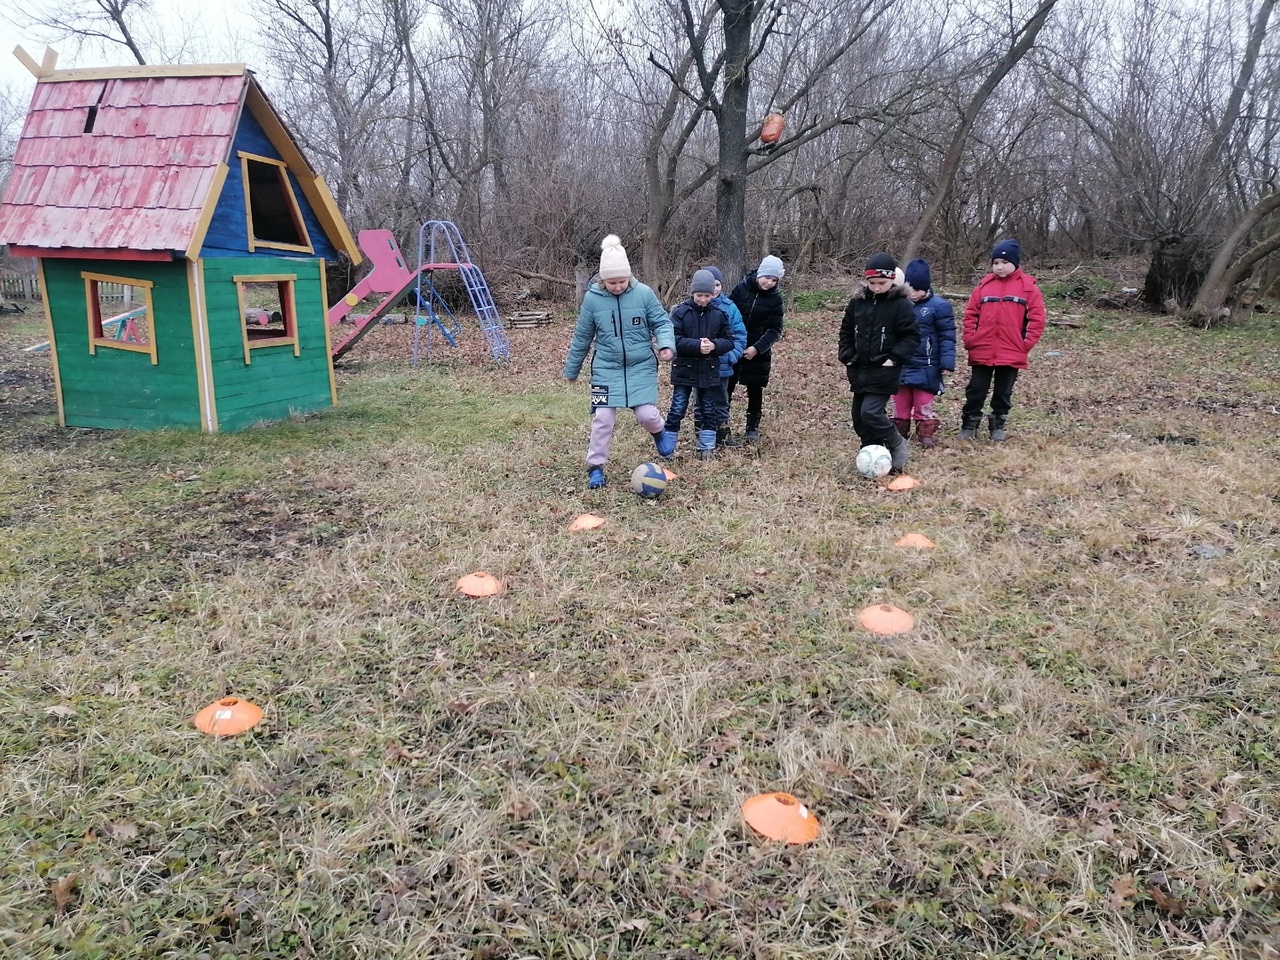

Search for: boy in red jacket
xmin=959 ymin=239 xmax=1046 ymax=441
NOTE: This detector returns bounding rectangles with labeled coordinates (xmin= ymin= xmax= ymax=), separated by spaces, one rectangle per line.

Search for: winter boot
xmin=989 ymin=417 xmax=1008 ymax=442
xmin=715 ymin=426 xmax=731 ymax=448
xmin=743 ymin=413 xmax=762 ymax=444
xmin=886 ymin=428 xmax=910 ymax=474
xmin=654 ymin=429 xmax=678 ymax=457
xmin=586 ymin=466 xmax=606 ymax=489
xmin=892 ymin=417 xmax=912 ymax=440
xmin=697 ymin=429 xmax=718 ymax=460
xmin=958 ymin=417 xmax=981 ymax=441
xmin=917 ymin=418 xmax=941 ymax=449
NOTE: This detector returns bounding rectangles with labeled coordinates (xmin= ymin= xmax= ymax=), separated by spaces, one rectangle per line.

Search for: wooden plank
xmin=40 ymin=64 xmax=247 ymax=83
xmin=36 ymin=259 xmax=66 ymax=426
xmin=185 ymin=162 xmax=230 ymax=261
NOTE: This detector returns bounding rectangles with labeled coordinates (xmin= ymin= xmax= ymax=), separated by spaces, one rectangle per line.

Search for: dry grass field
xmin=1 ymin=285 xmax=1278 ymax=960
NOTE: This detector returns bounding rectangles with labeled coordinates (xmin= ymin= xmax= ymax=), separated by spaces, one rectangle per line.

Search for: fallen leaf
xmin=1090 ymin=821 xmax=1117 ymax=843
xmin=50 ymin=874 xmax=79 ymax=913
xmin=1146 ymin=884 xmax=1186 ymax=916
xmin=106 ymin=821 xmax=138 ymax=841
xmin=1223 ymin=802 xmax=1247 ymax=826
xmin=506 ymin=798 xmax=536 ymax=821
xmin=44 ymin=705 xmax=76 ymax=718
xmin=1108 ymin=873 xmax=1138 ymax=909
xmin=385 ymin=744 xmax=431 ymax=762
xmin=1000 ymin=900 xmax=1039 ymax=931
xmin=616 ymin=917 xmax=651 ymax=933
xmin=817 ymin=760 xmax=853 ymax=777
xmin=700 ymin=878 xmax=729 ymax=902
xmin=446 ymin=699 xmax=477 ymax=715
xmin=978 ymin=859 xmax=999 ymax=879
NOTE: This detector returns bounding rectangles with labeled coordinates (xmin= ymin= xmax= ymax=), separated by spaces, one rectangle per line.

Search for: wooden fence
xmin=1 ymin=273 xmax=42 ymax=301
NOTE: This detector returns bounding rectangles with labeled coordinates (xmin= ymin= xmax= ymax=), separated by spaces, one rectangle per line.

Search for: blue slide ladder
xmin=411 ymin=276 xmax=461 ymax=366
xmin=414 ymin=220 xmax=510 ymax=364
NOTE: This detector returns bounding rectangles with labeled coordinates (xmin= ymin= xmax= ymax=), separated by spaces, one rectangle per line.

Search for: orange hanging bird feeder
xmin=742 ymin=792 xmax=820 ymax=844
xmin=457 ymin=571 xmax=503 ymax=597
xmin=192 ymin=697 xmax=264 ymax=736
xmin=895 ymin=533 xmax=936 ymax=549
xmin=760 ymin=113 xmax=785 ymax=146
xmin=567 ymin=513 xmax=606 ymax=532
xmin=859 ymin=603 xmax=915 ymax=635
xmin=886 ymin=475 xmax=921 ymax=491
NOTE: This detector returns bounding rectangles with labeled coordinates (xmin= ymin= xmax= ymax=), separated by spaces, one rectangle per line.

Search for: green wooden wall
xmin=200 ymin=256 xmax=333 ymax=431
xmin=43 ymin=258 xmax=201 ymax=430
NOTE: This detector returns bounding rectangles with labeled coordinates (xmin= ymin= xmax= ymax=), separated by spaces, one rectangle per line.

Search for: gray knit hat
xmin=690 ymin=269 xmax=717 ymax=295
xmin=757 ymin=255 xmax=785 ymax=279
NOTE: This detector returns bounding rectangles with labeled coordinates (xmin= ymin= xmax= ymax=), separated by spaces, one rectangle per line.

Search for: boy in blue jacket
xmin=696 ymin=266 xmax=747 ymax=447
xmin=661 ymin=270 xmax=735 ymax=460
xmin=893 ymin=258 xmax=956 ymax=448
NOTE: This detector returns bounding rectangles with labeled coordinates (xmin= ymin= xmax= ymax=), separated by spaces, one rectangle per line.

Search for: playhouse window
xmin=239 ymin=153 xmax=312 ymax=253
xmin=82 ymin=272 xmax=158 ymax=364
xmin=235 ymin=275 xmax=299 ymax=363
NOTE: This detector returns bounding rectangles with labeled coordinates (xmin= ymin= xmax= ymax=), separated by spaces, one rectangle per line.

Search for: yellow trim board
xmin=238 ymin=151 xmax=313 ymax=255
xmin=185 ymin=162 xmax=229 ymax=261
xmin=36 ymin=63 xmax=248 ymax=83
xmin=187 ymin=259 xmax=219 ymax=432
xmin=318 ymin=259 xmax=338 ymax=406
xmin=242 ymin=80 xmax=361 ymax=264
xmin=82 ymin=271 xmax=158 ymax=364
xmin=35 ymin=260 xmax=66 ymax=427
xmin=236 ymin=275 xmax=299 ymax=360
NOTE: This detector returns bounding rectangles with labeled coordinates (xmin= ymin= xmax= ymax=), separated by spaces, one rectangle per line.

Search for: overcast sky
xmin=1 ymin=0 xmax=267 ymax=103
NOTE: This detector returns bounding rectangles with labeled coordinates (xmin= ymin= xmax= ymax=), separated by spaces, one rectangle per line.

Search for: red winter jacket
xmin=962 ymin=269 xmax=1046 ymax=369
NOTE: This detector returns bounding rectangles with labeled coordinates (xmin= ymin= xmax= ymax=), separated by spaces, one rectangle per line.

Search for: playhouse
xmin=0 ymin=52 xmax=361 ymax=431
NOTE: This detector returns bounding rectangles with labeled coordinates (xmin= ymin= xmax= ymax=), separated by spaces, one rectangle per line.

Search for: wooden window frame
xmin=234 ymin=274 xmax=300 ymax=364
xmin=82 ymin=271 xmax=158 ymax=364
xmin=238 ymin=151 xmax=313 ymax=254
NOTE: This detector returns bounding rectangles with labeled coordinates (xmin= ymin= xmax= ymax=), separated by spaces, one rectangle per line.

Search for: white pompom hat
xmin=599 ymin=234 xmax=632 ymax=280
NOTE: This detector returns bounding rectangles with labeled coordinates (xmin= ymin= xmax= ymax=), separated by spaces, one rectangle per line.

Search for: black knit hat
xmin=864 ymin=252 xmax=897 ymax=279
xmin=991 ymin=239 xmax=1021 ymax=267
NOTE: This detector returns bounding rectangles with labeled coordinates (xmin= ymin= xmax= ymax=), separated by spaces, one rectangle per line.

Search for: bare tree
xmin=900 ymin=0 xmax=1059 ymax=262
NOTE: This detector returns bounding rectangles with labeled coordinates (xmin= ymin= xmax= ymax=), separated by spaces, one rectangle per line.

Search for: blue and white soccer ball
xmin=630 ymin=462 xmax=669 ymax=498
xmin=855 ymin=444 xmax=893 ymax=479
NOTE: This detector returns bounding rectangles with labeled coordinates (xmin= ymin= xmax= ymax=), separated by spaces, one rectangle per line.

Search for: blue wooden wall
xmin=200 ymin=109 xmax=339 ymax=261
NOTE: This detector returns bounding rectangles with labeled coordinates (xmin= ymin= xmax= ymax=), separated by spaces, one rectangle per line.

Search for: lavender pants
xmin=587 ymin=404 xmax=663 ymax=467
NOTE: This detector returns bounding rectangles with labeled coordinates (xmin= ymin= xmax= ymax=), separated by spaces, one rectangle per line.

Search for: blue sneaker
xmin=586 ymin=466 xmax=606 ymax=489
xmin=654 ymin=430 xmax=678 ymax=458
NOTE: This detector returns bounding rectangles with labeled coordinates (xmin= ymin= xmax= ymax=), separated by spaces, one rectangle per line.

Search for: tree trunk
xmin=715 ymin=0 xmax=753 ymax=283
xmin=1191 ymin=189 xmax=1280 ymax=318
xmin=900 ymin=0 xmax=1059 ymax=263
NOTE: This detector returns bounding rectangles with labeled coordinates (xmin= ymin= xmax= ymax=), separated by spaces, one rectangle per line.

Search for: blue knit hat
xmin=904 ymin=258 xmax=932 ymax=292
xmin=757 ymin=255 xmax=785 ymax=279
xmin=991 ymin=239 xmax=1021 ymax=267
xmin=701 ymin=265 xmax=723 ymax=284
xmin=690 ymin=269 xmax=717 ymax=295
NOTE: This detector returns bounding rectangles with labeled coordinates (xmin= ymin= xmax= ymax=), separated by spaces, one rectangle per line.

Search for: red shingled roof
xmin=0 ymin=72 xmax=248 ymax=255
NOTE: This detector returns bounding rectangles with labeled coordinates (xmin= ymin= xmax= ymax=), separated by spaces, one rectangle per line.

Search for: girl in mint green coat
xmin=564 ymin=235 xmax=676 ymax=489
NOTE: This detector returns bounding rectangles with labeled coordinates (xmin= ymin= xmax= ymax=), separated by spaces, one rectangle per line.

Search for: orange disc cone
xmin=886 ymin=475 xmax=921 ymax=491
xmin=192 ymin=697 xmax=263 ymax=736
xmin=663 ymin=467 xmax=679 ymax=481
xmin=895 ymin=533 xmax=936 ymax=549
xmin=567 ymin=513 xmax=606 ymax=532
xmin=457 ymin=571 xmax=503 ymax=597
xmin=742 ymin=792 xmax=820 ymax=844
xmin=859 ymin=603 xmax=914 ymax=635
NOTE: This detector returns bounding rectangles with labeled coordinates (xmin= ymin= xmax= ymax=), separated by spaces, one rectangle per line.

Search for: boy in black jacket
xmin=661 ymin=270 xmax=735 ymax=460
xmin=838 ymin=253 xmax=921 ymax=473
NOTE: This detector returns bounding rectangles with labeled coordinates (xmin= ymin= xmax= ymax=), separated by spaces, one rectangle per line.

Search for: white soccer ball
xmin=855 ymin=444 xmax=893 ymax=479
